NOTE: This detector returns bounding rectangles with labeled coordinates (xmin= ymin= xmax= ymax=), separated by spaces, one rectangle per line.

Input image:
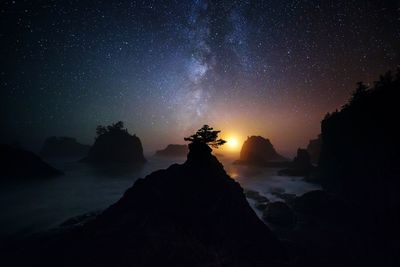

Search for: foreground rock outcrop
xmin=40 ymin=136 xmax=90 ymax=158
xmin=154 ymin=144 xmax=188 ymax=157
xmin=6 ymin=142 xmax=285 ymax=266
xmin=234 ymin=136 xmax=288 ymax=166
xmin=82 ymin=121 xmax=146 ymax=164
xmin=0 ymin=144 xmax=62 ymax=179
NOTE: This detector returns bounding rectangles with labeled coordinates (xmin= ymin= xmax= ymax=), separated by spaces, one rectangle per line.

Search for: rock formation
xmin=154 ymin=144 xmax=188 ymax=157
xmin=319 ymin=71 xmax=400 ymax=205
xmin=278 ymin=148 xmax=314 ymax=176
xmin=234 ymin=136 xmax=288 ymax=166
xmin=317 ymin=71 xmax=400 ymax=265
xmin=0 ymin=144 xmax=62 ymax=179
xmin=82 ymin=122 xmax=146 ymax=164
xmin=306 ymin=136 xmax=321 ymax=164
xmin=40 ymin=136 xmax=90 ymax=158
xmin=7 ymin=142 xmax=285 ymax=266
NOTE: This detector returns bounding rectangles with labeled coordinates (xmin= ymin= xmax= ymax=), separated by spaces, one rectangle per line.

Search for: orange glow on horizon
xmin=222 ymin=134 xmax=242 ymax=153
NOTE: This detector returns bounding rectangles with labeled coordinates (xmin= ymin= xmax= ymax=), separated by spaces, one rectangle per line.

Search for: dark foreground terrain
xmin=3 ymin=143 xmax=286 ymax=267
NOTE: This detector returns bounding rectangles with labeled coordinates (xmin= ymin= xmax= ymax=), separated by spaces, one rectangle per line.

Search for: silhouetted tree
xmin=96 ymin=125 xmax=107 ymax=136
xmin=96 ymin=121 xmax=126 ymax=137
xmin=107 ymin=121 xmax=125 ymax=132
xmin=86 ymin=121 xmax=146 ymax=163
xmin=184 ymin=125 xmax=226 ymax=148
xmin=349 ymin=82 xmax=368 ymax=105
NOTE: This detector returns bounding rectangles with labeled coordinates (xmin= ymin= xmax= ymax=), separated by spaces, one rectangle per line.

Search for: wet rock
xmin=255 ymin=202 xmax=268 ymax=211
xmin=244 ymin=189 xmax=270 ymax=203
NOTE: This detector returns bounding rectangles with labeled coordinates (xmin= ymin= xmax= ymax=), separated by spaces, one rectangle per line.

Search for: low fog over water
xmin=0 ymin=154 xmax=319 ymax=240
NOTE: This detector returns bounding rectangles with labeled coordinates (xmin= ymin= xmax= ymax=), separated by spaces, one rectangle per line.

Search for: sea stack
xmin=82 ymin=121 xmax=146 ymax=164
xmin=235 ymin=136 xmax=287 ymax=166
xmin=306 ymin=136 xmax=321 ymax=164
xmin=278 ymin=148 xmax=314 ymax=176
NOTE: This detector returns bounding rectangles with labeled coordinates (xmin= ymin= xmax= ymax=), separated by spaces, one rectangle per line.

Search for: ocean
xmin=0 ymin=154 xmax=320 ymax=241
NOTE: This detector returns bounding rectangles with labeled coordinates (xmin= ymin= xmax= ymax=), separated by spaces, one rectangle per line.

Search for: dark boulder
xmin=0 ymin=144 xmax=62 ymax=179
xmin=234 ymin=136 xmax=288 ymax=166
xmin=255 ymin=202 xmax=269 ymax=211
xmin=40 ymin=136 xmax=90 ymax=158
xmin=244 ymin=189 xmax=270 ymax=203
xmin=155 ymin=144 xmax=188 ymax=157
xmin=8 ymin=142 xmax=285 ymax=266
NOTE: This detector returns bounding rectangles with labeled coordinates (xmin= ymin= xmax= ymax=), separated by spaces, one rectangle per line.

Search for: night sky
xmin=1 ymin=0 xmax=398 ymax=155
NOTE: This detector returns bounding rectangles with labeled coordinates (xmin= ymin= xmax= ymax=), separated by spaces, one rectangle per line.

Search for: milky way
xmin=1 ymin=0 xmax=398 ymax=154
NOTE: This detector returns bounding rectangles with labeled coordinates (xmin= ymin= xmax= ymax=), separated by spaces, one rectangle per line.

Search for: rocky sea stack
xmin=7 ymin=142 xmax=285 ymax=266
xmin=40 ymin=136 xmax=90 ymax=158
xmin=154 ymin=144 xmax=188 ymax=157
xmin=278 ymin=148 xmax=314 ymax=176
xmin=82 ymin=121 xmax=146 ymax=164
xmin=235 ymin=136 xmax=287 ymax=166
xmin=0 ymin=144 xmax=62 ymax=179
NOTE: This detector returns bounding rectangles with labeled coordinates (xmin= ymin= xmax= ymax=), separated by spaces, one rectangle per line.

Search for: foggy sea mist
xmin=0 ymin=154 xmax=319 ymax=240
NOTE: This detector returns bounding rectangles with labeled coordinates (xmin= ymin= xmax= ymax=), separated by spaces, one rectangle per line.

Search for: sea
xmin=0 ymin=154 xmax=320 ymax=241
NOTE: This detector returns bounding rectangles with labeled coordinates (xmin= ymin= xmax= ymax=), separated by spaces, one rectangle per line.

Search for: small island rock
xmin=234 ymin=136 xmax=288 ymax=166
xmin=82 ymin=121 xmax=146 ymax=164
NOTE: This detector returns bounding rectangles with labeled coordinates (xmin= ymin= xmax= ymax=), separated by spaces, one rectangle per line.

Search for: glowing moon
xmin=226 ymin=136 xmax=239 ymax=150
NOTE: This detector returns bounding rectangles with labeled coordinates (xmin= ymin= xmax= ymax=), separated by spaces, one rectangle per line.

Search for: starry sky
xmin=1 ymin=0 xmax=399 ymax=155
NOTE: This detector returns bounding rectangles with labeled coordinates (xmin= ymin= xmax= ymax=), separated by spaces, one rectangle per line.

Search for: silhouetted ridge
xmin=154 ymin=144 xmax=188 ymax=157
xmin=82 ymin=121 xmax=146 ymax=164
xmin=319 ymin=70 xmax=400 ymax=204
xmin=9 ymin=142 xmax=285 ymax=266
xmin=0 ymin=144 xmax=62 ymax=179
xmin=234 ymin=136 xmax=288 ymax=166
xmin=40 ymin=136 xmax=90 ymax=158
xmin=317 ymin=70 xmax=400 ymax=265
